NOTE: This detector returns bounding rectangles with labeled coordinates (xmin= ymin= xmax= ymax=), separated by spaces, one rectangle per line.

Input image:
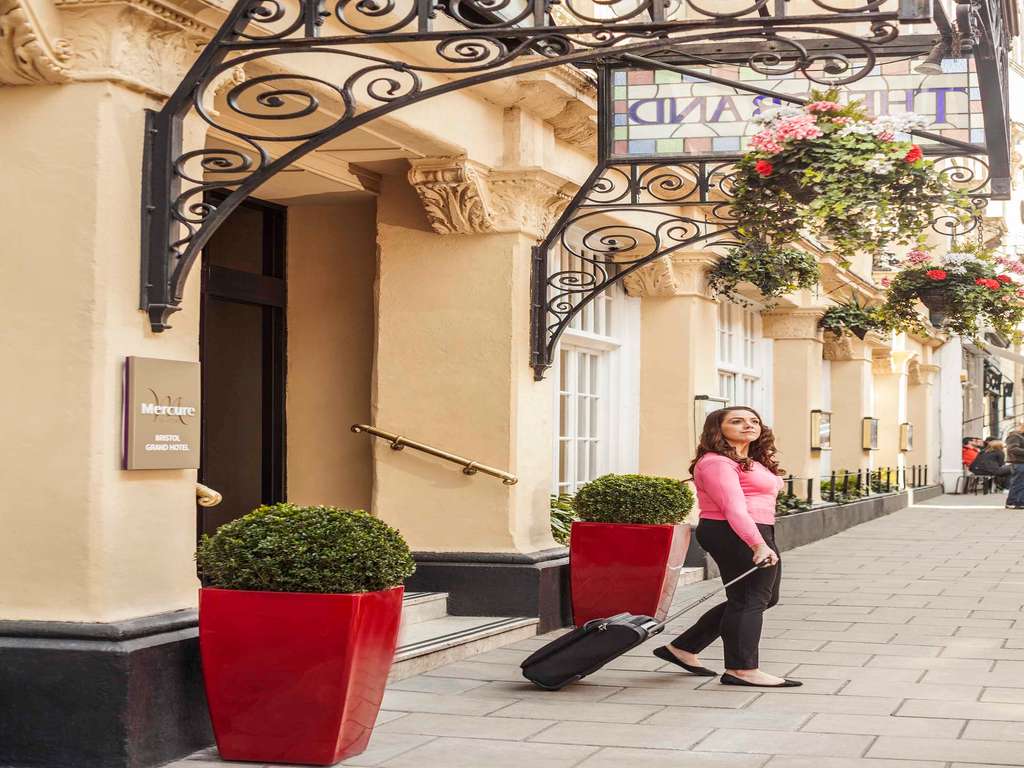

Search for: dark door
xmin=198 ymin=196 xmax=286 ymax=539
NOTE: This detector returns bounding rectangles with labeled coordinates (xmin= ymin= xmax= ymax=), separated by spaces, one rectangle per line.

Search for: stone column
xmin=907 ymin=361 xmax=940 ymax=486
xmin=762 ymin=309 xmax=825 ymax=496
xmin=824 ymin=333 xmax=873 ymax=476
xmin=627 ymin=252 xmax=719 ymax=479
xmin=872 ymin=347 xmax=909 ymax=480
xmin=936 ymin=337 xmax=966 ymax=491
xmin=0 ymin=4 xmax=212 ymax=765
xmin=375 ymin=159 xmax=574 ymax=628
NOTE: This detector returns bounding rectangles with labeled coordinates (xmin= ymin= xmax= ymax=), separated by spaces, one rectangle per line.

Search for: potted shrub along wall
xmin=569 ymin=474 xmax=694 ymax=626
xmin=196 ymin=504 xmax=416 ymax=766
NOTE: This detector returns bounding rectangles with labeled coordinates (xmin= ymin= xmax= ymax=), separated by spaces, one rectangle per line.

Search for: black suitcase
xmin=521 ymin=561 xmax=770 ymax=690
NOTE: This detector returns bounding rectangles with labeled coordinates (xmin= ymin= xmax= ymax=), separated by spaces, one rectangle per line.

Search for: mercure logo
xmin=141 ymin=389 xmax=196 ymax=424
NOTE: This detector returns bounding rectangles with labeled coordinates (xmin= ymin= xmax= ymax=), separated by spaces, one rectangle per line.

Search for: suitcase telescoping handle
xmin=652 ymin=559 xmax=773 ymax=633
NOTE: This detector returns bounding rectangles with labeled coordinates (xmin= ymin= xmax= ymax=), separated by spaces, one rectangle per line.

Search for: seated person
xmin=969 ymin=440 xmax=1012 ymax=489
xmin=962 ymin=437 xmax=982 ymax=469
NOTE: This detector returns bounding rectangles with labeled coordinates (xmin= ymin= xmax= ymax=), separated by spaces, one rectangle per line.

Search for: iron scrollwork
xmin=143 ymin=0 xmax=928 ymax=330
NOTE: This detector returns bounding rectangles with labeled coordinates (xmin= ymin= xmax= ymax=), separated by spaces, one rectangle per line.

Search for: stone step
xmin=390 ymin=615 xmax=539 ymax=681
xmin=400 ymin=591 xmax=449 ymax=627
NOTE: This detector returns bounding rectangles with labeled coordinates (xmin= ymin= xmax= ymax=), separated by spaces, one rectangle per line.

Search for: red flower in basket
xmin=926 ymin=269 xmax=947 ymax=281
xmin=997 ymin=274 xmax=1013 ymax=283
xmin=975 ymin=278 xmax=1001 ymax=290
xmin=904 ymin=145 xmax=923 ymax=163
xmin=754 ymin=160 xmax=774 ymax=177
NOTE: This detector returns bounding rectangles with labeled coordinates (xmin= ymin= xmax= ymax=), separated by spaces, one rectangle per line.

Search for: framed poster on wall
xmin=900 ymin=422 xmax=913 ymax=452
xmin=810 ymin=410 xmax=832 ymax=451
xmin=862 ymin=417 xmax=879 ymax=451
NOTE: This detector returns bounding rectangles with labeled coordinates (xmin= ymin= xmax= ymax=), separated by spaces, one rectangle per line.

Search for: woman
xmin=970 ymin=439 xmax=1012 ymax=490
xmin=652 ymin=407 xmax=801 ymax=688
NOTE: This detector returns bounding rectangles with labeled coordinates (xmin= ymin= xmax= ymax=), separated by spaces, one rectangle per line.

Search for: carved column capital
xmin=821 ymin=331 xmax=873 ymax=362
xmin=407 ymin=158 xmax=575 ymax=238
xmin=0 ymin=0 xmax=71 ymax=85
xmin=407 ymin=158 xmax=495 ymax=235
xmin=622 ymin=251 xmax=717 ymax=298
xmin=909 ymin=362 xmax=940 ymax=386
xmin=761 ymin=309 xmax=824 ymax=342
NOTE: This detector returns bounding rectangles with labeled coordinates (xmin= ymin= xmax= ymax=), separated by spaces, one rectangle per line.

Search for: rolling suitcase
xmin=520 ymin=560 xmax=771 ymax=690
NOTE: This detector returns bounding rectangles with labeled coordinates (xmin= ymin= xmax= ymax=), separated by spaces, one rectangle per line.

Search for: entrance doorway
xmin=198 ymin=196 xmax=286 ymax=539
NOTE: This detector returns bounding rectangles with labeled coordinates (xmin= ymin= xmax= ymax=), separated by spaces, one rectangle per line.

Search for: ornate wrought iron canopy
xmin=141 ymin=0 xmax=1015 ymax=380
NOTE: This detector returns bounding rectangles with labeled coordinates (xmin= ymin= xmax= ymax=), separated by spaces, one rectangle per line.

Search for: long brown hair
xmin=688 ymin=406 xmax=784 ymax=476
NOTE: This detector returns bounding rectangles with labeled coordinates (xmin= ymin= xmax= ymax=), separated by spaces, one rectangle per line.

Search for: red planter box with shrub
xmin=196 ymin=504 xmax=416 ymax=766
xmin=567 ymin=474 xmax=694 ymax=627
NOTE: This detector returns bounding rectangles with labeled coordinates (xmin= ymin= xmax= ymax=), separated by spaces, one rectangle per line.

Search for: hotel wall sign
xmin=123 ymin=356 xmax=201 ymax=470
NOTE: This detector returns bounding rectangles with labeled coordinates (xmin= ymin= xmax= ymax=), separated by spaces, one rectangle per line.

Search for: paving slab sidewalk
xmin=170 ymin=494 xmax=1024 ymax=768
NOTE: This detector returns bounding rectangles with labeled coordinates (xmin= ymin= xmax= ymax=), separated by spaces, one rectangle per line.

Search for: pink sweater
xmin=693 ymin=453 xmax=783 ymax=549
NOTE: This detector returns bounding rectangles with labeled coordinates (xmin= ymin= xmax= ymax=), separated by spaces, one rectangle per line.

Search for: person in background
xmin=969 ymin=439 xmax=1012 ymax=490
xmin=962 ymin=437 xmax=982 ymax=469
xmin=1005 ymin=422 xmax=1024 ymax=509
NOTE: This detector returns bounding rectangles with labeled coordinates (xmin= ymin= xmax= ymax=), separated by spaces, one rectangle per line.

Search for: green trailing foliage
xmin=819 ymin=294 xmax=887 ymax=339
xmin=708 ymin=245 xmax=819 ymax=307
xmin=196 ymin=503 xmax=416 ymax=594
xmin=775 ymin=493 xmax=812 ymax=517
xmin=574 ymin=473 xmax=694 ymax=525
xmin=550 ymin=493 xmax=577 ymax=545
xmin=820 ymin=472 xmax=870 ymax=504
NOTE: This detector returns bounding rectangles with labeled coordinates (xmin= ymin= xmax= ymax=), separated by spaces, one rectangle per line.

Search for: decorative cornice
xmin=407 ymin=158 xmax=575 ymax=238
xmin=872 ymin=348 xmax=912 ymax=375
xmin=761 ymin=308 xmax=824 ymax=341
xmin=621 ymin=251 xmax=717 ymax=298
xmin=0 ymin=0 xmax=72 ymax=85
xmin=58 ymin=3 xmax=205 ymax=96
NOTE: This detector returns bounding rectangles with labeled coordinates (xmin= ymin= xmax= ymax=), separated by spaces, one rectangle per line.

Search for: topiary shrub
xmin=196 ymin=504 xmax=416 ymax=593
xmin=573 ymin=474 xmax=693 ymax=525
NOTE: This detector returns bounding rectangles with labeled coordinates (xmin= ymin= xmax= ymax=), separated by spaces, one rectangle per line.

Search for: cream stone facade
xmin=1 ymin=1 xmax=1017 ymax=766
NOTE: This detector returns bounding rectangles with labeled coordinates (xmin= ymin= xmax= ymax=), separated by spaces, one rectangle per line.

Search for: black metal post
xmin=786 ymin=475 xmax=794 ymax=497
xmin=829 ymin=471 xmax=836 ymax=502
xmin=886 ymin=468 xmax=892 ymax=493
xmin=806 ymin=478 xmax=813 ymax=504
xmin=842 ymin=470 xmax=850 ymax=497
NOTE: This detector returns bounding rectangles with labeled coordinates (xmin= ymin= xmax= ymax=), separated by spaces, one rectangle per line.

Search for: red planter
xmin=199 ymin=585 xmax=403 ymax=766
xmin=570 ymin=522 xmax=690 ymax=626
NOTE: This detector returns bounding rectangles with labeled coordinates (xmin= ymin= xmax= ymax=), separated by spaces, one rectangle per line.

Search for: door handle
xmin=196 ymin=483 xmax=223 ymax=508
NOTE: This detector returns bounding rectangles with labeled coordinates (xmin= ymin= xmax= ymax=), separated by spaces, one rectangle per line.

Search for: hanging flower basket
xmin=880 ymin=246 xmax=1024 ymax=340
xmin=819 ymin=294 xmax=886 ymax=340
xmin=707 ymin=245 xmax=819 ymax=307
xmin=915 ymin=284 xmax=954 ymax=327
xmin=731 ymin=90 xmax=970 ymax=264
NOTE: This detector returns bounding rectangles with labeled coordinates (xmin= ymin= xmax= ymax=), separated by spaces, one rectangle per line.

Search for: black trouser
xmin=669 ymin=519 xmax=781 ymax=670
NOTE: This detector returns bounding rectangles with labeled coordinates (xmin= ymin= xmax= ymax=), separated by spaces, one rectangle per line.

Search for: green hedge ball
xmin=573 ymin=473 xmax=693 ymax=526
xmin=196 ymin=503 xmax=416 ymax=594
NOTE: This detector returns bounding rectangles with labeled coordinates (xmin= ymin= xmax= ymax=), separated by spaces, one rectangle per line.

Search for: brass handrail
xmin=351 ymin=424 xmax=519 ymax=485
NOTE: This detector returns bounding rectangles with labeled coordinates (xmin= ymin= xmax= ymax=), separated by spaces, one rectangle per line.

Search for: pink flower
xmin=806 ymin=101 xmax=841 ymax=113
xmin=750 ymin=129 xmax=784 ymax=155
xmin=774 ymin=114 xmax=823 ymax=142
xmin=976 ymin=278 xmax=1000 ymax=290
xmin=906 ymin=249 xmax=930 ymax=265
xmin=997 ymin=274 xmax=1013 ymax=283
xmin=1016 ymin=288 xmax=1024 ymax=298
xmin=832 ymin=116 xmax=853 ymax=125
xmin=880 ymin=277 xmax=891 ymax=287
xmin=754 ymin=160 xmax=774 ymax=177
xmin=926 ymin=269 xmax=948 ymax=281
xmin=877 ymin=131 xmax=895 ymax=142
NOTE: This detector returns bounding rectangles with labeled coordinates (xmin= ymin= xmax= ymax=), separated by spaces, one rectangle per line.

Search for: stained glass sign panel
xmin=610 ymin=58 xmax=981 ymax=159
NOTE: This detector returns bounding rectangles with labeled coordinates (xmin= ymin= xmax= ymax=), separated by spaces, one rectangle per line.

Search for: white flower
xmin=751 ymin=106 xmax=804 ymax=126
xmin=863 ymin=153 xmax=895 ymax=175
xmin=944 ymin=252 xmax=982 ymax=266
xmin=873 ymin=113 xmax=928 ymax=135
xmin=836 ymin=121 xmax=877 ymax=137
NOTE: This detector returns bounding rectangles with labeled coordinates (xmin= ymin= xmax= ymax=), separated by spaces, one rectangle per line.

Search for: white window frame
xmin=716 ymin=301 xmax=772 ymax=420
xmin=550 ymin=230 xmax=640 ymax=495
